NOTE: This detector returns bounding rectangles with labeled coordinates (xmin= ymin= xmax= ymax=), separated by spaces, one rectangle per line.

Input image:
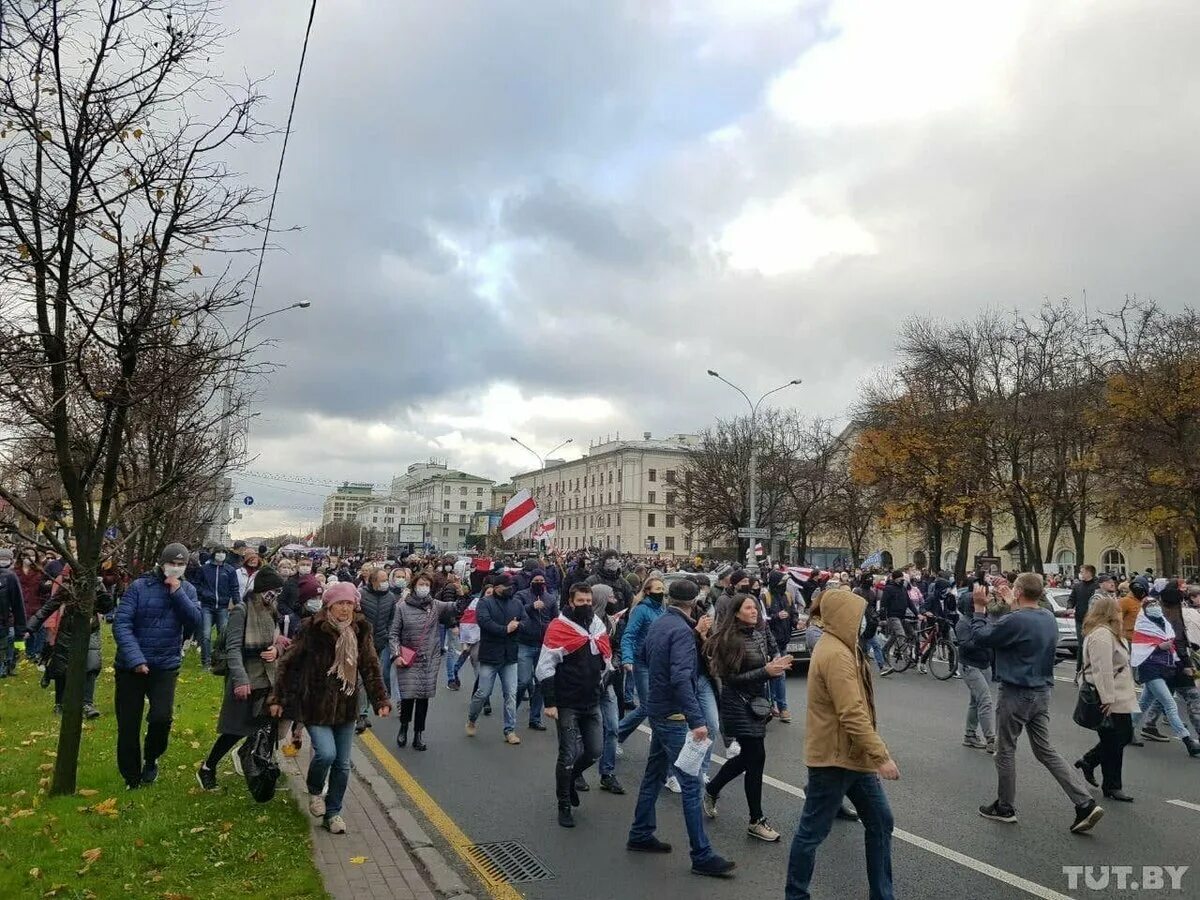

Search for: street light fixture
xmin=509 ymin=435 xmax=573 ymax=470
xmin=706 ymin=370 xmax=803 ymax=572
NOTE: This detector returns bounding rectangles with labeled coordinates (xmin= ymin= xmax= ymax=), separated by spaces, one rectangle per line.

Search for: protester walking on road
xmin=112 ymin=543 xmax=202 ymax=790
xmin=784 ymin=587 xmax=898 ymax=900
xmin=704 ymin=594 xmax=792 ymax=842
xmin=197 ymin=566 xmax=284 ymax=791
xmin=1073 ymin=595 xmax=1139 ymax=802
xmin=1130 ymin=587 xmax=1200 ymax=756
xmin=617 ymin=575 xmax=667 ymax=742
xmin=467 ymin=573 xmax=523 ymax=743
xmin=389 ymin=572 xmax=458 ymax=751
xmin=516 ymin=569 xmax=558 ymax=731
xmin=626 ymin=578 xmax=736 ymax=879
xmin=357 ymin=566 xmax=396 ymax=734
xmin=269 ymin=581 xmax=390 ymax=834
xmin=955 ymin=597 xmax=996 ymax=753
xmin=1068 ymin=566 xmax=1099 ymax=680
xmin=586 ymin=582 xmax=625 ymax=794
xmin=964 ymin=573 xmax=1105 ymax=833
xmin=536 ymin=583 xmax=613 ymax=828
xmin=765 ymin=571 xmax=794 ymax=722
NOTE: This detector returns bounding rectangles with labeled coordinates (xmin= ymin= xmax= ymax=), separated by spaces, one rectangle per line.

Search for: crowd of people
xmin=3 ymin=539 xmax=1199 ymax=896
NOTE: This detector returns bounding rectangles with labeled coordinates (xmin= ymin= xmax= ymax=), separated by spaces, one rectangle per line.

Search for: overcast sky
xmin=215 ymin=0 xmax=1200 ymax=537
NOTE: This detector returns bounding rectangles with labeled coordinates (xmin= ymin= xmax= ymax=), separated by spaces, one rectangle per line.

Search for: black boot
xmin=558 ymin=802 xmax=575 ymax=828
xmin=413 ymin=731 xmax=427 ymax=752
xmin=396 ymin=723 xmax=409 ymax=748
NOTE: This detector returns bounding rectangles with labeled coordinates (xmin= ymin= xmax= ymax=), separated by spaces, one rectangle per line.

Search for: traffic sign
xmin=737 ymin=527 xmax=770 ymax=538
xmin=243 ymin=496 xmax=254 ymax=506
xmin=104 ymin=525 xmax=119 ymax=540
xmin=650 ymin=542 xmax=659 ymax=552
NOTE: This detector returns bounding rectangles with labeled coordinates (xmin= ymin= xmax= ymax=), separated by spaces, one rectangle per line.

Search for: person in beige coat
xmin=1074 ymin=595 xmax=1139 ymax=802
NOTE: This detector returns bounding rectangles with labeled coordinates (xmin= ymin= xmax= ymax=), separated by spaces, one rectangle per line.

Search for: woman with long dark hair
xmin=703 ymin=593 xmax=792 ymax=842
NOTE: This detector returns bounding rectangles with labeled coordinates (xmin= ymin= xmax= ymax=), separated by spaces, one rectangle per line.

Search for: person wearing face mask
xmin=388 ymin=572 xmax=458 ymax=750
xmin=275 ymin=557 xmax=301 ymax=636
xmin=269 ymin=581 xmax=390 ymax=834
xmin=0 ymin=548 xmax=26 ymax=677
xmin=112 ymin=543 xmax=202 ymax=790
xmin=616 ymin=576 xmax=668 ymax=744
xmin=197 ymin=566 xmax=285 ymax=791
xmin=584 ymin=549 xmax=633 ymax=614
xmin=467 ymin=573 xmax=524 ymax=743
xmin=438 ymin=573 xmax=467 ymax=691
xmin=237 ymin=551 xmax=262 ymax=601
xmin=193 ymin=546 xmax=240 ymax=670
xmin=357 ymin=566 xmax=398 ymax=735
xmin=1068 ymin=565 xmax=1100 ymax=681
xmin=294 ymin=557 xmax=321 ymax=618
xmin=1119 ymin=578 xmax=1147 ymax=642
xmin=515 ymin=569 xmax=559 ymax=732
xmin=1132 ymin=586 xmax=1200 ymax=755
xmin=17 ymin=548 xmax=45 ymax=663
xmin=536 ymin=583 xmax=613 ymax=828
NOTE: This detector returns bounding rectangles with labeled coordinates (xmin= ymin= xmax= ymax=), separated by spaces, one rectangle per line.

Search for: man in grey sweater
xmin=962 ymin=572 xmax=1104 ymax=834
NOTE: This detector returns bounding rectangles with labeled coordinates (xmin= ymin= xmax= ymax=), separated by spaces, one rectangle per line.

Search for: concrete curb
xmin=350 ymin=744 xmax=473 ymax=899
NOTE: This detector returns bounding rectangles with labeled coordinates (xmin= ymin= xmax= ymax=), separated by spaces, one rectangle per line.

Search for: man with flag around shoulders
xmin=537 ymin=582 xmax=613 ymax=828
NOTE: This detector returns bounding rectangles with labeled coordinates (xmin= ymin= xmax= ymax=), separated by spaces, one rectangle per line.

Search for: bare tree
xmin=774 ymin=414 xmax=844 ymax=562
xmin=0 ymin=0 xmax=268 ymax=793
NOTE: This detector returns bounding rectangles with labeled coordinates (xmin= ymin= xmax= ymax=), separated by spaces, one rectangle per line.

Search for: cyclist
xmin=880 ymin=570 xmax=916 ymax=676
xmin=918 ymin=578 xmax=959 ymax=675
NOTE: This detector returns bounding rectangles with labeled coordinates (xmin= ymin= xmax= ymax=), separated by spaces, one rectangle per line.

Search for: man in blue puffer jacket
xmin=190 ymin=545 xmax=240 ymax=669
xmin=112 ymin=542 xmax=201 ymax=790
xmin=515 ymin=570 xmax=559 ymax=731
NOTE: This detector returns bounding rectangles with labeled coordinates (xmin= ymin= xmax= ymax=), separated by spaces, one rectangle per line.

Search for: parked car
xmin=1044 ymin=588 xmax=1078 ymax=657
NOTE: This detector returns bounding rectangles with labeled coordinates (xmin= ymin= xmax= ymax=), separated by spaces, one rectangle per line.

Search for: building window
xmin=616 ymin=468 xmax=622 ymax=481
xmin=443 ymin=513 xmax=450 ymax=523
xmin=459 ymin=501 xmax=467 ymax=510
xmin=1055 ymin=548 xmax=1076 ymax=570
xmin=458 ymin=528 xmax=466 ymax=537
xmin=666 ymin=514 xmax=675 ymax=528
xmin=606 ymin=514 xmax=611 ymax=526
xmin=607 ymin=471 xmax=613 ymax=484
xmin=648 ymin=491 xmax=656 ymax=504
xmin=647 ymin=535 xmax=655 ymax=546
xmin=617 ymin=513 xmax=621 ymax=526
xmin=477 ymin=487 xmax=483 ymax=495
xmin=665 ymin=492 xmax=676 ymax=506
xmin=684 ymin=534 xmax=693 ymax=551
xmin=665 ymin=469 xmax=676 ymax=484
xmin=1101 ymin=548 xmax=1127 ymax=577
xmin=665 ymin=537 xmax=675 ymax=551
xmin=608 ymin=492 xmax=612 ymax=504
xmin=648 ymin=468 xmax=657 ymax=482
xmin=372 ymin=516 xmax=378 ymax=524
xmin=443 ymin=500 xmax=450 ymax=509
xmin=617 ymin=490 xmax=621 ymax=502
xmin=385 ymin=506 xmax=394 ymax=514
xmin=460 ymin=487 xmax=467 ymax=495
xmin=943 ymin=549 xmax=958 ymax=572
xmin=647 ymin=513 xmax=656 ymax=527
xmin=476 ymin=502 xmax=482 ymax=510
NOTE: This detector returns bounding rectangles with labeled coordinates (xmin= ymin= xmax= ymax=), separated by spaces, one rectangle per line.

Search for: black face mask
xmin=646 ymin=592 xmax=665 ymax=604
xmin=494 ymin=587 xmax=509 ymax=599
xmin=568 ymin=605 xmax=594 ymax=628
xmin=531 ymin=583 xmax=545 ymax=596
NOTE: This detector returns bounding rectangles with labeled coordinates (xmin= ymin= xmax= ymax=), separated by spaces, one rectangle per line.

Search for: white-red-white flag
xmin=500 ymin=489 xmax=539 ymax=540
xmin=532 ymin=517 xmax=557 ymax=541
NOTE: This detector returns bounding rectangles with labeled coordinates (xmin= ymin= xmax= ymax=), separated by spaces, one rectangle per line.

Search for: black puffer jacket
xmin=358 ymin=585 xmax=396 ymax=655
xmin=715 ymin=625 xmax=773 ymax=738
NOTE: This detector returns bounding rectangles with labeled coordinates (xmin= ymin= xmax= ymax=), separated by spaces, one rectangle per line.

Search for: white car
xmin=1045 ymin=588 xmax=1078 ymax=656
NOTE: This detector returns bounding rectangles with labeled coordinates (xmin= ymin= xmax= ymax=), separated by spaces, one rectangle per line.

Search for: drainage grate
xmin=465 ymin=840 xmax=554 ymax=885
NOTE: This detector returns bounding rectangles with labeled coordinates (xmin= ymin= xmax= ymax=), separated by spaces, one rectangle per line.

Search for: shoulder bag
xmin=1073 ymin=635 xmax=1117 ymax=731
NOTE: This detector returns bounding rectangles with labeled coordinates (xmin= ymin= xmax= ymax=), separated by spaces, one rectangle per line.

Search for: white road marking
xmin=635 ymin=723 xmax=1073 ymax=899
xmin=1166 ymin=798 xmax=1200 ymax=813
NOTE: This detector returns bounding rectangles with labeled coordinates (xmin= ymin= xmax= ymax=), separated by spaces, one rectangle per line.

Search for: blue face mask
xmin=1145 ymin=603 xmax=1162 ymax=618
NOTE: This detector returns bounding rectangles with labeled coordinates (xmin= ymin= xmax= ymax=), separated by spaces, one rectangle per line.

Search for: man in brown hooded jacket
xmin=785 ymin=588 xmax=899 ymax=900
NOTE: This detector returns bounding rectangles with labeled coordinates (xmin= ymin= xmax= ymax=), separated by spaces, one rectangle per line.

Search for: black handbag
xmin=1072 ymin=678 xmax=1110 ymax=731
xmin=239 ymin=720 xmax=280 ymax=803
xmin=739 ymin=690 xmax=773 ymax=723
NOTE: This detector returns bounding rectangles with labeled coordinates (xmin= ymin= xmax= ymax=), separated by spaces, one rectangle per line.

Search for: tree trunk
xmin=1155 ymin=533 xmax=1178 ymax=578
xmin=51 ymin=580 xmax=96 ymax=796
xmin=955 ymin=518 xmax=972 ymax=584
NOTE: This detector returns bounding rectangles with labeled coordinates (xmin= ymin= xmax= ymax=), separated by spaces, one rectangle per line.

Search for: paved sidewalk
xmin=283 ymin=744 xmax=437 ymax=900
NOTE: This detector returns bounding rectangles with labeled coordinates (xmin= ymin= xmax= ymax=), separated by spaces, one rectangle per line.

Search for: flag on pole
xmin=861 ymin=550 xmax=884 ymax=569
xmin=532 ymin=517 xmax=557 ymax=542
xmin=754 ymin=542 xmax=764 ymax=556
xmin=304 ymin=532 xmax=315 ymax=547
xmin=500 ymin=489 xmax=539 ymax=540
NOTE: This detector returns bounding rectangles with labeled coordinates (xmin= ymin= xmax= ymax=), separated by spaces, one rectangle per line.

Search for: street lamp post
xmin=509 ymin=436 xmax=573 ymax=548
xmin=706 ymin=370 xmax=802 ymax=573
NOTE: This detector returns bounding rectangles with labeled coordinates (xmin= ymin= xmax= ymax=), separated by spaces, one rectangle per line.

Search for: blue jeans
xmin=770 ymin=673 xmax=788 ymax=711
xmin=359 ymin=645 xmax=394 ymax=716
xmin=469 ymin=662 xmax=517 ymax=733
xmin=306 ymin=721 xmax=355 ymax=819
xmin=786 ymin=767 xmax=895 ymax=900
xmin=862 ymin=635 xmax=886 ymax=670
xmin=628 ymin=717 xmax=717 ymax=865
xmin=199 ymin=606 xmax=229 ymax=668
xmin=599 ymin=685 xmax=619 ymax=776
xmin=695 ymin=675 xmax=721 ymax=778
xmin=516 ymin=643 xmax=544 ymax=725
xmin=1135 ymin=677 xmax=1191 ymax=739
xmin=617 ymin=666 xmax=650 ymax=741
xmin=442 ymin=626 xmax=460 ymax=683
xmin=25 ymin=627 xmax=45 ymax=661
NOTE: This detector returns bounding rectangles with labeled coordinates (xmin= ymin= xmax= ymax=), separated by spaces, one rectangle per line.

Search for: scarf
xmin=244 ymin=598 xmax=279 ymax=688
xmin=1131 ymin=610 xmax=1176 ymax=669
xmin=327 ymin=617 xmax=359 ymax=696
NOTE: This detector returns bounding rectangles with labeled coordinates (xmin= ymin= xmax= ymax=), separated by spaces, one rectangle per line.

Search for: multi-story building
xmin=491 ymin=483 xmax=516 ymax=511
xmin=510 ymin=432 xmax=700 ymax=556
xmin=398 ymin=464 xmax=494 ymax=551
xmin=352 ymin=495 xmax=410 ymax=544
xmin=320 ymin=482 xmax=375 ymax=525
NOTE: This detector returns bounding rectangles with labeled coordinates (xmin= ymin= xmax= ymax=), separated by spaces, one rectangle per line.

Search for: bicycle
xmin=883 ymin=616 xmax=957 ymax=681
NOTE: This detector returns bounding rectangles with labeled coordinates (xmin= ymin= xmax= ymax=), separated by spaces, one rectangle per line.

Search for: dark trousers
xmin=786 ymin=766 xmax=895 ymax=900
xmin=114 ymin=668 xmax=179 ymax=786
xmin=554 ymin=706 xmax=602 ymax=803
xmin=706 ymin=734 xmax=766 ymax=821
xmin=400 ymin=698 xmax=429 ymax=731
xmin=1080 ymin=712 xmax=1133 ymax=791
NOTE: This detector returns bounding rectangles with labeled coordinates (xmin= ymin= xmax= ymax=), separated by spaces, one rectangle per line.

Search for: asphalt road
xmin=362 ymin=658 xmax=1200 ymax=900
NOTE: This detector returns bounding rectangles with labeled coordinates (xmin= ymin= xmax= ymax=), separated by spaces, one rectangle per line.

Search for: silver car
xmin=1045 ymin=588 xmax=1078 ymax=657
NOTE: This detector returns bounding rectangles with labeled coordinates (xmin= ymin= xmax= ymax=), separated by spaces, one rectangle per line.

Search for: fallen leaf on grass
xmin=189 ymin=741 xmax=200 ymax=749
xmin=77 ymin=789 xmax=98 ymax=797
xmin=246 ymin=849 xmax=265 ymax=862
xmin=91 ymin=798 xmax=118 ymax=817
xmin=28 ymin=867 xmax=41 ymax=879
xmin=349 ymin=856 xmax=368 ymax=864
xmin=189 ymin=826 xmax=205 ymax=834
xmin=38 ymin=764 xmax=53 ymax=772
xmin=42 ymin=885 xmax=67 ymax=898
xmin=81 ymin=848 xmax=102 ymax=864
xmin=134 ymin=838 xmax=145 ymax=848
xmin=11 ymin=790 xmax=26 ymax=798
xmin=220 ymin=821 xmax=233 ymax=832
xmin=162 ymin=893 xmax=193 ymax=900
xmin=11 ymin=808 xmax=35 ymax=819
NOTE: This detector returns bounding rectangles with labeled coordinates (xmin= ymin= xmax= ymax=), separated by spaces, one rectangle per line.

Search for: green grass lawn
xmin=0 ymin=634 xmax=327 ymax=900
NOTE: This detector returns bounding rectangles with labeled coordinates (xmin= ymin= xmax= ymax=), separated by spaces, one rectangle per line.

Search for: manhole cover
xmin=465 ymin=840 xmax=554 ymax=885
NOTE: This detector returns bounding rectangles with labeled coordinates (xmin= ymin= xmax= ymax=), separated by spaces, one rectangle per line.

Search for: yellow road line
xmin=359 ymin=731 xmax=523 ymax=900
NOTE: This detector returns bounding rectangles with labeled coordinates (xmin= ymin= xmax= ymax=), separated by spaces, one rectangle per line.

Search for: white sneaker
xmin=324 ymin=814 xmax=346 ymax=834
xmin=727 ymin=740 xmax=741 ymax=759
xmin=308 ymin=794 xmax=326 ymax=818
xmin=665 ymin=775 xmax=682 ymax=794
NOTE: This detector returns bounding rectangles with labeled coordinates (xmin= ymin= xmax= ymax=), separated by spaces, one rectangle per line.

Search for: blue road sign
xmin=104 ymin=525 xmax=119 ymax=540
xmin=243 ymin=496 xmax=254 ymax=506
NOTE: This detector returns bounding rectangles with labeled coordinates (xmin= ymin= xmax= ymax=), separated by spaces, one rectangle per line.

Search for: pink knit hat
xmin=323 ymin=580 xmax=359 ymax=609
